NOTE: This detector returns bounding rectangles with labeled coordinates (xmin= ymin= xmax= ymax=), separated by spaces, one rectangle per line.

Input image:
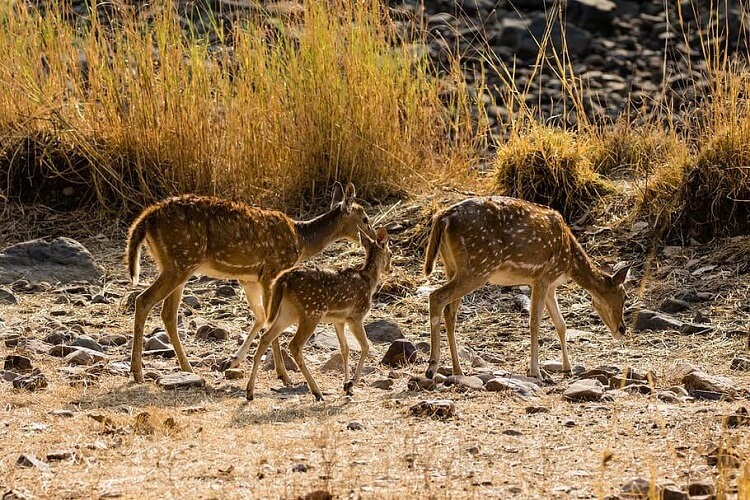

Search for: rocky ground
xmin=1 ymin=196 xmax=749 ymax=498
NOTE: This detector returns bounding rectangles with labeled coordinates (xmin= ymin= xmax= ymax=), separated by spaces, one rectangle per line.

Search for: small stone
xmin=65 ymin=348 xmax=105 ymax=366
xmin=157 ymin=373 xmax=205 ymax=390
xmin=143 ymin=348 xmax=176 ymax=359
xmin=564 ymin=379 xmax=605 ymax=402
xmin=365 ymin=320 xmax=404 ymax=343
xmin=4 ymin=355 xmax=32 ymax=373
xmin=541 ymin=360 xmax=567 ymax=373
xmin=414 ymin=341 xmax=431 ymax=354
xmin=682 ymin=368 xmax=737 ymax=399
xmin=407 ymin=376 xmax=437 ymax=391
xmin=196 ymin=325 xmax=229 ymax=341
xmin=2 ymin=370 xmax=19 ymax=382
xmin=723 ymin=407 xmax=750 ymax=427
xmin=224 ymin=368 xmax=245 ymax=380
xmin=660 ymin=484 xmax=688 ymax=500
xmin=657 ymin=391 xmax=681 ymax=403
xmin=214 ymin=285 xmax=236 ymax=297
xmin=563 ymin=419 xmax=576 ymax=427
xmin=444 ymin=375 xmax=484 ymax=391
xmin=46 ymin=450 xmax=74 ymax=461
xmin=381 ymin=339 xmax=418 ymax=367
xmin=675 ymin=290 xmax=713 ymax=303
xmin=292 ymin=463 xmax=308 ymax=473
xmin=320 ymin=352 xmax=345 ymax=373
xmin=262 ymin=349 xmax=298 ymax=372
xmin=0 ymin=287 xmax=17 ymax=304
xmin=659 ymin=298 xmax=690 ymax=313
xmin=467 ymin=445 xmax=480 ymax=456
xmin=362 ymin=379 xmax=390 ymax=392
xmin=72 ymin=335 xmax=103 ymax=353
xmin=90 ymin=294 xmax=110 ymax=304
xmin=693 ymin=311 xmax=710 ymax=324
xmin=12 ymin=373 xmax=48 ymax=391
xmin=620 ymin=477 xmax=650 ymax=498
xmin=16 ymin=453 xmax=49 ymax=470
xmin=144 ymin=336 xmax=171 ymax=351
xmin=44 ymin=331 xmax=71 ymax=345
xmin=409 ymin=399 xmax=455 ymax=419
xmin=512 ymin=294 xmax=531 ymax=313
xmin=182 ymin=295 xmax=200 ymax=308
xmin=730 ymin=356 xmax=750 ymax=371
xmin=525 ymin=405 xmax=549 ymax=414
xmin=634 ymin=309 xmax=683 ymax=332
xmin=679 ymin=323 xmax=713 ymax=335
xmin=687 ymin=480 xmax=714 ymax=497
xmin=503 ymin=428 xmax=523 ymax=436
xmin=485 ymin=377 xmax=541 ymax=400
xmin=50 ymin=409 xmax=74 ymax=418
xmin=346 ymin=421 xmax=364 ymax=431
xmin=99 ymin=334 xmax=128 ymax=347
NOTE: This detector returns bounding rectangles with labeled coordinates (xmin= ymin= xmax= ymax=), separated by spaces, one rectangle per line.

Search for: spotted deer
xmin=423 ymin=197 xmax=630 ymax=380
xmin=125 ymin=182 xmax=374 ymax=383
xmin=246 ymin=227 xmax=391 ymax=401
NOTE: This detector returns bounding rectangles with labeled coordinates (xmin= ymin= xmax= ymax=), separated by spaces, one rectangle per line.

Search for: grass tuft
xmin=493 ymin=126 xmax=612 ymax=222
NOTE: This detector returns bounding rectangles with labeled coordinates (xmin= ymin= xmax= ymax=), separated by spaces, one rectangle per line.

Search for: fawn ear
xmin=611 ymin=264 xmax=631 ymax=286
xmin=375 ymin=227 xmax=389 ymax=246
xmin=343 ymin=183 xmax=356 ymax=212
xmin=331 ymin=182 xmax=345 ymax=208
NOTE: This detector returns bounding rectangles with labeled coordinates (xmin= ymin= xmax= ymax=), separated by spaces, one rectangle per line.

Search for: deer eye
xmin=363 ymin=216 xmax=369 ymax=224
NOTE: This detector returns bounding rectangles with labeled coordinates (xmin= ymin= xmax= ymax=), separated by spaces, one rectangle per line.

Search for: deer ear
xmin=376 ymin=227 xmax=389 ymax=246
xmin=343 ymin=183 xmax=355 ymax=212
xmin=331 ymin=182 xmax=345 ymax=208
xmin=345 ymin=182 xmax=356 ymax=199
xmin=611 ymin=264 xmax=631 ymax=286
xmin=358 ymin=227 xmax=374 ymax=248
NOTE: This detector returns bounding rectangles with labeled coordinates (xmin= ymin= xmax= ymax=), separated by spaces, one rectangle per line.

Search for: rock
xmin=4 ymin=355 xmax=32 ymax=373
xmin=157 ymin=373 xmax=205 ymax=390
xmin=224 ymin=368 xmax=245 ymax=380
xmin=50 ymin=409 xmax=75 ymax=418
xmin=2 ymin=370 xmax=19 ymax=382
xmin=381 ymin=339 xmax=418 ymax=367
xmin=634 ymin=309 xmax=683 ymax=332
xmin=674 ymin=290 xmax=713 ymax=303
xmin=46 ymin=450 xmax=74 ymax=461
xmin=706 ymin=445 xmax=741 ymax=467
xmin=723 ymin=407 xmax=750 ymax=427
xmin=517 ymin=18 xmax=593 ymax=59
xmin=144 ymin=336 xmax=171 ymax=351
xmin=659 ymin=298 xmax=690 ymax=313
xmin=182 ymin=295 xmax=200 ymax=308
xmin=0 ymin=237 xmax=103 ymax=285
xmin=44 ymin=330 xmax=72 ymax=345
xmin=365 ymin=320 xmax=404 ymax=343
xmin=214 ymin=285 xmax=236 ymax=297
xmin=196 ymin=325 xmax=229 ymax=341
xmin=679 ymin=323 xmax=713 ymax=335
xmin=346 ymin=421 xmax=364 ymax=431
xmin=409 ymin=399 xmax=455 ymax=419
xmin=370 ymin=379 xmax=394 ymax=390
xmin=541 ymin=360 xmax=567 ymax=373
xmin=0 ymin=287 xmax=17 ymax=304
xmin=564 ymin=379 xmax=605 ymax=402
xmin=90 ymin=294 xmax=109 ymax=304
xmin=407 ymin=376 xmax=437 ymax=391
xmin=692 ymin=311 xmax=710 ymax=324
xmin=292 ymin=463 xmax=308 ymax=473
xmin=512 ymin=294 xmax=531 ymax=313
xmin=620 ymin=477 xmax=651 ymax=498
xmin=660 ymin=484 xmax=688 ymax=500
xmin=262 ymin=348 xmax=298 ymax=372
xmin=312 ymin=328 xmax=362 ymax=352
xmin=682 ymin=368 xmax=738 ymax=399
xmin=484 ymin=377 xmax=541 ymax=400
xmin=16 ymin=453 xmax=49 ymax=470
xmin=99 ymin=334 xmax=128 ymax=347
xmin=414 ymin=341 xmax=431 ymax=354
xmin=72 ymin=335 xmax=103 ymax=352
xmin=458 ymin=346 xmax=487 ymax=368
xmin=12 ymin=372 xmax=48 ymax=391
xmin=65 ymin=347 xmax=106 ymax=366
xmin=444 ymin=375 xmax=484 ymax=391
xmin=320 ymin=352 xmax=344 ymax=373
xmin=143 ymin=348 xmax=176 ymax=359
xmin=525 ymin=405 xmax=549 ymax=414
xmin=49 ymin=345 xmax=79 ymax=357
xmin=567 ymin=0 xmax=616 ymax=34
xmin=503 ymin=428 xmax=523 ymax=436
xmin=563 ymin=419 xmax=576 ymax=428
xmin=687 ymin=480 xmax=714 ymax=497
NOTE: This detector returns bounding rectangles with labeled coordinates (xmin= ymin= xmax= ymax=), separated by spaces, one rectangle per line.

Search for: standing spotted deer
xmin=125 ymin=182 xmax=374 ymax=383
xmin=423 ymin=197 xmax=630 ymax=380
xmin=246 ymin=227 xmax=391 ymax=401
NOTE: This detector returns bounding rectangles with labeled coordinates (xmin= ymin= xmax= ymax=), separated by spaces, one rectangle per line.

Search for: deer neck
xmin=294 ymin=208 xmax=345 ymax=261
xmin=568 ymin=237 xmax=609 ymax=297
xmin=359 ymin=250 xmax=383 ymax=295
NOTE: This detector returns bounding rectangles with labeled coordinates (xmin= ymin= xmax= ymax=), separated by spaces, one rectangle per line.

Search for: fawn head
xmin=591 ymin=265 xmax=631 ymax=340
xmin=331 ymin=182 xmax=376 ymax=242
xmin=360 ymin=227 xmax=392 ymax=275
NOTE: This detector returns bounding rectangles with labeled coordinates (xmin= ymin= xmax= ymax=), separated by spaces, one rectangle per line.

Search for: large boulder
xmin=0 ymin=237 xmax=103 ymax=285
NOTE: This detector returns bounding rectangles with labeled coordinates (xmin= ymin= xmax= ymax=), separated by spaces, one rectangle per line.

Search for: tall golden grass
xmin=0 ymin=1 xmax=480 ymax=212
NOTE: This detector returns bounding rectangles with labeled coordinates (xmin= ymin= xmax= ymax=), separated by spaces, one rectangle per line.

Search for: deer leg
xmin=426 ymin=278 xmax=482 ymax=378
xmin=271 ymin=339 xmax=293 ymax=386
xmin=545 ymin=288 xmax=571 ymax=373
xmin=345 ymin=319 xmax=370 ymax=396
xmin=288 ymin=319 xmax=324 ymax=402
xmin=131 ymin=269 xmax=191 ymax=383
xmin=528 ymin=282 xmax=550 ymax=380
xmin=246 ymin=312 xmax=293 ymax=401
xmin=333 ymin=322 xmax=350 ymax=386
xmin=160 ymin=284 xmax=193 ymax=373
xmin=220 ymin=281 xmax=265 ymax=371
xmin=444 ymin=299 xmax=464 ymax=376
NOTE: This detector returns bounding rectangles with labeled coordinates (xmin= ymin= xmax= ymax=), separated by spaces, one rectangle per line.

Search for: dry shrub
xmin=0 ymin=1 xmax=478 ymax=213
xmin=591 ymin=120 xmax=684 ymax=178
xmin=493 ymin=127 xmax=612 ymax=222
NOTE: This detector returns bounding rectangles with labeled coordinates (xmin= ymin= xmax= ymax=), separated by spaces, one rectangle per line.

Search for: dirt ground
xmin=1 ymin=195 xmax=750 ymax=499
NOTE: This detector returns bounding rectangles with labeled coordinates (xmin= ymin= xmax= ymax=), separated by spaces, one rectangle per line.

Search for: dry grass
xmin=493 ymin=126 xmax=612 ymax=222
xmin=0 ymin=1 xmax=479 ymax=213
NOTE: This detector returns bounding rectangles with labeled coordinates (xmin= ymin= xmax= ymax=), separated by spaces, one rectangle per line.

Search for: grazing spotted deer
xmin=246 ymin=227 xmax=391 ymax=401
xmin=126 ymin=182 xmax=374 ymax=383
xmin=423 ymin=197 xmax=630 ymax=380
